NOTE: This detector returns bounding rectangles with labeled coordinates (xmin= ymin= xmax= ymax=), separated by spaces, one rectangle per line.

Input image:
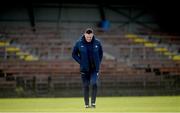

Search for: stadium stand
xmin=0 ymin=25 xmax=179 ymax=97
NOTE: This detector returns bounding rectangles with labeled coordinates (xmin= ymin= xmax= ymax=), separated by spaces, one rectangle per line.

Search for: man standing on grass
xmin=72 ymin=28 xmax=103 ymax=108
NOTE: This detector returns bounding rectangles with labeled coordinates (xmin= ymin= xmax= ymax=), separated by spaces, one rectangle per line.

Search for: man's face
xmin=84 ymin=33 xmax=93 ymax=42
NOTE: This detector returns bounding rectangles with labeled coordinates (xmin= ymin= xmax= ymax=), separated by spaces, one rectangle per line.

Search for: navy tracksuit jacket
xmin=72 ymin=35 xmax=103 ymax=72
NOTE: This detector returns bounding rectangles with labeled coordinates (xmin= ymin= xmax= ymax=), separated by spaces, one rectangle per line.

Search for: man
xmin=72 ymin=28 xmax=103 ymax=108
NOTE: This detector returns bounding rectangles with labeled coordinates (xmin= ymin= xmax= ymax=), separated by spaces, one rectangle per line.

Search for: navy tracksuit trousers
xmin=81 ymin=70 xmax=99 ymax=105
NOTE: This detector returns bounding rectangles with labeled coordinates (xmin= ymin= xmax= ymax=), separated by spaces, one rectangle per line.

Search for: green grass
xmin=0 ymin=96 xmax=179 ymax=112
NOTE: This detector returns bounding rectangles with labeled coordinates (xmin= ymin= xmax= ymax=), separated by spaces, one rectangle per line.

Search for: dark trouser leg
xmin=83 ymin=85 xmax=89 ymax=105
xmin=81 ymin=72 xmax=90 ymax=105
xmin=91 ymin=84 xmax=97 ymax=104
xmin=91 ymin=71 xmax=98 ymax=104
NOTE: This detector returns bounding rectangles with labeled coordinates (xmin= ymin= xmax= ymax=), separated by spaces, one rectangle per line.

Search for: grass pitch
xmin=0 ymin=96 xmax=179 ymax=112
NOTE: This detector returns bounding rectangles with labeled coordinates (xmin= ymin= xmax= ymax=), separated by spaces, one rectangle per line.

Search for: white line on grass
xmin=0 ymin=111 xmax=180 ymax=113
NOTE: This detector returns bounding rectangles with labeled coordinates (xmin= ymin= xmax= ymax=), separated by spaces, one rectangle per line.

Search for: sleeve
xmin=72 ymin=42 xmax=81 ymax=64
xmin=99 ymin=42 xmax=103 ymax=63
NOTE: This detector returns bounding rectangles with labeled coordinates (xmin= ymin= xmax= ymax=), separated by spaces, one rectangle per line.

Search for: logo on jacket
xmin=81 ymin=45 xmax=84 ymax=48
xmin=95 ymin=45 xmax=98 ymax=48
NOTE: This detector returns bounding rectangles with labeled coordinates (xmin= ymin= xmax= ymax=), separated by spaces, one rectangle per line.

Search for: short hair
xmin=85 ymin=28 xmax=93 ymax=34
